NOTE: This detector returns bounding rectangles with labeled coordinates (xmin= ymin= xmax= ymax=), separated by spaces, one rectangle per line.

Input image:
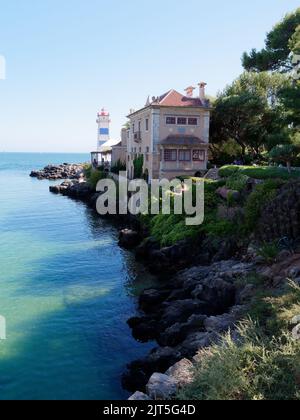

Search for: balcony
xmin=133 ymin=131 xmax=142 ymax=143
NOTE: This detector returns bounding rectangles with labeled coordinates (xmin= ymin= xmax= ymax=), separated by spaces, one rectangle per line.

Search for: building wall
xmin=111 ymin=146 xmax=127 ymax=165
xmin=126 ymin=105 xmax=210 ymax=180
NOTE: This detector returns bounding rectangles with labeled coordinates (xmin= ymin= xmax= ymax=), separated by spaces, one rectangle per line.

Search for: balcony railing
xmin=133 ymin=131 xmax=142 ymax=142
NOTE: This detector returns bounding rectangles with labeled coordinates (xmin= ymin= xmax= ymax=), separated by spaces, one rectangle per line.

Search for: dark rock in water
xmin=139 ymin=289 xmax=171 ymax=313
xmin=127 ymin=316 xmax=160 ymax=342
xmin=122 ymin=346 xmax=182 ymax=392
xmin=135 ymin=237 xmax=160 ymax=261
xmin=30 ymin=163 xmax=85 ymax=181
xmin=140 ymin=239 xmax=208 ymax=275
xmin=118 ymin=229 xmax=142 ymax=249
xmin=49 ymin=181 xmax=94 ymax=202
xmin=158 ymin=314 xmax=207 ymax=347
xmin=160 ymin=299 xmax=211 ymax=329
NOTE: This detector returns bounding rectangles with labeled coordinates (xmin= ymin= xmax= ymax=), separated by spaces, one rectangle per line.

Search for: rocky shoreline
xmin=41 ymin=174 xmax=300 ymax=400
xmin=30 ymin=163 xmax=86 ymax=180
xmin=44 ymin=177 xmax=254 ymax=399
xmin=123 ymin=260 xmax=255 ymax=398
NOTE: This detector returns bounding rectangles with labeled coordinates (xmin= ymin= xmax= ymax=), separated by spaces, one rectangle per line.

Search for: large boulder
xmin=165 ymin=359 xmax=194 ymax=387
xmin=128 ymin=392 xmax=151 ymax=401
xmin=146 ymin=373 xmax=178 ymax=400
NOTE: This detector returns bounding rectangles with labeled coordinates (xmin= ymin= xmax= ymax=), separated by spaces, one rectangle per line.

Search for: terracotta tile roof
xmin=153 ymin=89 xmax=204 ymax=107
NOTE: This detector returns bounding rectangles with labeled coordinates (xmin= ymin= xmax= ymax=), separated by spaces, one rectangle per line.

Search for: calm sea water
xmin=0 ymin=153 xmax=156 ymax=400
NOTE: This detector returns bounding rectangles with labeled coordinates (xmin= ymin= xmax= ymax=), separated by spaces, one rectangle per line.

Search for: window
xmin=166 ymin=117 xmax=176 ymax=125
xmin=138 ymin=121 xmax=141 ymax=132
xmin=177 ymin=117 xmax=187 ymax=125
xmin=164 ymin=149 xmax=177 ymax=161
xmin=132 ymin=123 xmax=135 ymax=133
xmin=146 ymin=146 xmax=150 ymax=153
xmin=145 ymin=118 xmax=149 ymax=131
xmin=139 ymin=147 xmax=142 ymax=153
xmin=193 ymin=150 xmax=205 ymax=161
xmin=179 ymin=150 xmax=191 ymax=161
xmin=188 ymin=118 xmax=198 ymax=126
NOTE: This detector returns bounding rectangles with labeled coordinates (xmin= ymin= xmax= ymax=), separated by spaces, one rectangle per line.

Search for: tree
xmin=279 ymin=81 xmax=300 ymax=126
xmin=242 ymin=8 xmax=300 ymax=72
xmin=210 ymin=72 xmax=288 ymax=158
xmin=268 ymin=132 xmax=300 ymax=172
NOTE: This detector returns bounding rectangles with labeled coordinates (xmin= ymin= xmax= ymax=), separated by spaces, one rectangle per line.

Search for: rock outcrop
xmin=30 ymin=163 xmax=85 ymax=180
xmin=123 ymin=260 xmax=254 ymax=393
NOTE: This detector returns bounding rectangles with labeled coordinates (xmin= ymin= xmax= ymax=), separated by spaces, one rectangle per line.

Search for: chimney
xmin=184 ymin=86 xmax=196 ymax=98
xmin=198 ymin=82 xmax=207 ymax=101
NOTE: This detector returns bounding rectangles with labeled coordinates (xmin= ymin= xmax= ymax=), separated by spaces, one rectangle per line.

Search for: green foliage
xmin=133 ymin=155 xmax=144 ymax=179
xmin=257 ymin=241 xmax=280 ymax=264
xmin=179 ymin=282 xmax=300 ymax=401
xmin=210 ymin=72 xmax=288 ymax=159
xmin=88 ymin=169 xmax=107 ymax=189
xmin=268 ymin=141 xmax=300 ymax=172
xmin=178 ymin=319 xmax=300 ymax=400
xmin=219 ymin=165 xmax=300 ymax=180
xmin=280 ymin=81 xmax=300 ymax=127
xmin=244 ymin=180 xmax=283 ymax=232
xmin=149 ymin=214 xmax=200 ymax=247
xmin=84 ymin=164 xmax=92 ymax=179
xmin=110 ymin=159 xmax=126 ymax=174
xmin=202 ymin=219 xmax=237 ymax=239
xmin=242 ymin=8 xmax=300 ymax=72
xmin=226 ymin=173 xmax=249 ymax=192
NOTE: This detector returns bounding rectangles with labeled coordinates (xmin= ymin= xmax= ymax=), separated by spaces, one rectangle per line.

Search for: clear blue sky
xmin=0 ymin=0 xmax=299 ymax=152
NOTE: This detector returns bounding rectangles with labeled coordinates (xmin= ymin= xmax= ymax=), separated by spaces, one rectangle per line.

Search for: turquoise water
xmin=0 ymin=153 xmax=155 ymax=400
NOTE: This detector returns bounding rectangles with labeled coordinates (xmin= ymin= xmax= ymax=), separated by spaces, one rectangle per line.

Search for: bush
xmin=149 ymin=214 xmax=200 ymax=247
xmin=219 ymin=165 xmax=300 ymax=180
xmin=244 ymin=179 xmax=283 ymax=232
xmin=178 ymin=319 xmax=300 ymax=400
xmin=133 ymin=155 xmax=144 ymax=178
xmin=257 ymin=241 xmax=280 ymax=264
xmin=226 ymin=173 xmax=249 ymax=192
xmin=110 ymin=159 xmax=126 ymax=174
xmin=202 ymin=219 xmax=237 ymax=238
xmin=88 ymin=169 xmax=107 ymax=189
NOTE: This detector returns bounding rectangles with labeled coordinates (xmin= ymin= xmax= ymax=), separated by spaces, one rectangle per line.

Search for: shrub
xmin=133 ymin=155 xmax=144 ymax=178
xmin=178 ymin=318 xmax=300 ymax=400
xmin=110 ymin=159 xmax=126 ymax=174
xmin=226 ymin=173 xmax=249 ymax=192
xmin=88 ymin=169 xmax=107 ymax=189
xmin=219 ymin=165 xmax=300 ymax=180
xmin=202 ymin=219 xmax=237 ymax=238
xmin=257 ymin=241 xmax=280 ymax=264
xmin=244 ymin=179 xmax=283 ymax=232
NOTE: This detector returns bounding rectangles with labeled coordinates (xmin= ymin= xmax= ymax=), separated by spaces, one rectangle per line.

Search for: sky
xmin=0 ymin=0 xmax=299 ymax=153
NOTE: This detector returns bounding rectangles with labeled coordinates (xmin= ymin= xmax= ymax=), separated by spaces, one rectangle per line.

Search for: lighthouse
xmin=96 ymin=108 xmax=110 ymax=151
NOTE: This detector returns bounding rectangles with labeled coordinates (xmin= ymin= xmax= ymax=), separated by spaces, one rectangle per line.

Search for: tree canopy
xmin=242 ymin=8 xmax=300 ymax=72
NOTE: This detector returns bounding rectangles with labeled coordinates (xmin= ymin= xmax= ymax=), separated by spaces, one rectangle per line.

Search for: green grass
xmin=219 ymin=165 xmax=300 ymax=180
xmin=178 ymin=281 xmax=300 ymax=401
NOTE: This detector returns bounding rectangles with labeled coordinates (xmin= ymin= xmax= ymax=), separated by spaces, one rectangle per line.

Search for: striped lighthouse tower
xmin=96 ymin=108 xmax=110 ymax=151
